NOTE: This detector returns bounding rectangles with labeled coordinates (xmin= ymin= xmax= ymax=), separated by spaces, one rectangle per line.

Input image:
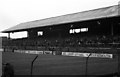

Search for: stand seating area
xmin=2 ymin=35 xmax=120 ymax=52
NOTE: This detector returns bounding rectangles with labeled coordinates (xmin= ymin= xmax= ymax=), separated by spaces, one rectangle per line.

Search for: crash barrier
xmin=62 ymin=52 xmax=113 ymax=58
xmin=4 ymin=48 xmax=14 ymax=52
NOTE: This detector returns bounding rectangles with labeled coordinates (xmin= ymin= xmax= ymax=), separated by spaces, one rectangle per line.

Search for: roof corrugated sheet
xmin=2 ymin=5 xmax=119 ymax=33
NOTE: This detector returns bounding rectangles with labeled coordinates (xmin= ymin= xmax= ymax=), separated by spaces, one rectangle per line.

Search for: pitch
xmin=2 ymin=52 xmax=118 ymax=75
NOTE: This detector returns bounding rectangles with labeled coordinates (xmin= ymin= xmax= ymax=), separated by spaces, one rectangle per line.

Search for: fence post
xmin=30 ymin=55 xmax=38 ymax=77
xmin=85 ymin=53 xmax=92 ymax=77
xmin=117 ymin=49 xmax=120 ymax=77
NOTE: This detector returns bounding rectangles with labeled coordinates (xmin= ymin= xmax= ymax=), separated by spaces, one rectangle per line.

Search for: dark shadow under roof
xmin=2 ymin=5 xmax=119 ymax=33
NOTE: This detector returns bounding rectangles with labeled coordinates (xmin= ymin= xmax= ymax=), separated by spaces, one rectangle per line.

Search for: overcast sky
xmin=0 ymin=0 xmax=120 ymax=37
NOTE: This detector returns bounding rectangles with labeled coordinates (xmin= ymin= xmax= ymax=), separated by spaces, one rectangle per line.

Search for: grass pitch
xmin=2 ymin=52 xmax=118 ymax=75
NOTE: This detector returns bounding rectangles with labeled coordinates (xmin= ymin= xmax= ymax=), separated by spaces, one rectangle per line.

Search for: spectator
xmin=2 ymin=63 xmax=14 ymax=77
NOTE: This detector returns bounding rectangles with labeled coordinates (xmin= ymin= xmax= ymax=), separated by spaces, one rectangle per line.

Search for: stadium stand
xmin=1 ymin=4 xmax=120 ymax=76
xmin=1 ymin=5 xmax=120 ymax=53
xmin=2 ymin=35 xmax=120 ymax=53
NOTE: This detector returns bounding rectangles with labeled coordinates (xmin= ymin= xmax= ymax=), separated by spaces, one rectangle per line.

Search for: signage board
xmin=62 ymin=52 xmax=113 ymax=58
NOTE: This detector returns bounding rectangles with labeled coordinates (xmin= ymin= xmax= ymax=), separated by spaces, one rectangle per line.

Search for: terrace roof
xmin=2 ymin=5 xmax=119 ymax=33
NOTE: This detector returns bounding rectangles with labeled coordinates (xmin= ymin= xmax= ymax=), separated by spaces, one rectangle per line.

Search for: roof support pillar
xmin=8 ymin=33 xmax=10 ymax=39
xmin=110 ymin=19 xmax=115 ymax=36
xmin=111 ymin=24 xmax=113 ymax=36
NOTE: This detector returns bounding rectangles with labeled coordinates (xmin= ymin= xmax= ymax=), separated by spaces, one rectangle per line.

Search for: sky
xmin=0 ymin=0 xmax=120 ymax=38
